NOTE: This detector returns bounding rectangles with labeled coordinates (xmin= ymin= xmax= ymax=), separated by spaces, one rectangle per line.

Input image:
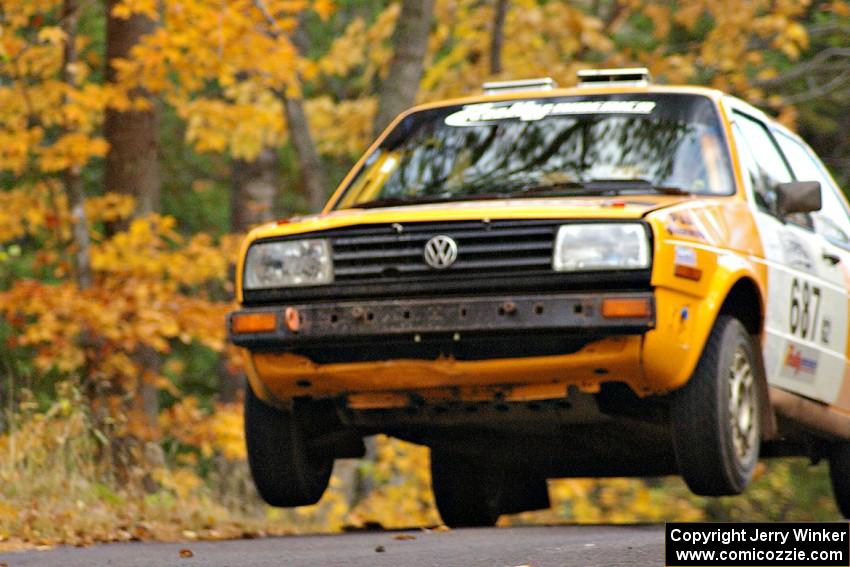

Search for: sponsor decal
xmin=674 ymin=245 xmax=698 ymax=266
xmin=444 ymin=100 xmax=657 ymax=126
xmin=821 ymin=317 xmax=832 ymax=345
xmin=779 ymin=232 xmax=814 ymax=271
xmin=783 ymin=345 xmax=818 ymax=377
xmin=665 ymin=211 xmax=705 ymax=240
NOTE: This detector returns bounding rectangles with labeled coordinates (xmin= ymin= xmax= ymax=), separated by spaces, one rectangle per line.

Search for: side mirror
xmin=776 ymin=181 xmax=821 ymax=216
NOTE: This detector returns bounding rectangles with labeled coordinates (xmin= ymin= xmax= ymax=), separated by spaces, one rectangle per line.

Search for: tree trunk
xmin=490 ymin=0 xmax=508 ymax=75
xmin=249 ymin=4 xmax=327 ymax=212
xmin=104 ymin=0 xmax=161 ymax=433
xmin=231 ymin=148 xmax=278 ymax=231
xmin=373 ymin=0 xmax=435 ymax=137
xmin=62 ymin=0 xmax=92 ymax=290
xmin=283 ymin=96 xmax=329 ymax=213
xmin=283 ymin=18 xmax=329 ymax=213
xmin=104 ymin=0 xmax=161 ymax=215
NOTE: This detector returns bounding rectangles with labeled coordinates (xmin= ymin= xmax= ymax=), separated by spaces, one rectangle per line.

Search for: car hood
xmin=249 ymin=195 xmax=697 ymax=241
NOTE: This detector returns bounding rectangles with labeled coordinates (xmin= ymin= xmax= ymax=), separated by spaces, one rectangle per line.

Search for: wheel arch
xmin=717 ymin=276 xmax=764 ymax=338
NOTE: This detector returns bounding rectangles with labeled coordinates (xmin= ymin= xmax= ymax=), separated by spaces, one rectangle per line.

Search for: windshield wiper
xmin=351 ymin=179 xmax=690 ymax=209
xmin=353 ymin=192 xmax=516 ymax=209
xmin=514 ymin=178 xmax=691 ymax=197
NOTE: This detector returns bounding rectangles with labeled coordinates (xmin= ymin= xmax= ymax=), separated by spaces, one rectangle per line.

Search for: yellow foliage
xmin=0 ymin=0 xmax=111 ymax=178
xmin=180 ymin=96 xmax=285 ymax=159
xmin=111 ymin=0 xmax=160 ymax=20
xmin=114 ymin=0 xmax=327 ymax=160
xmin=154 ymin=467 xmax=205 ymax=499
xmin=159 ymin=397 xmax=246 ymax=460
xmin=306 ymin=97 xmax=377 ymax=157
xmin=1 ymin=204 xmax=235 ymax=377
xmin=0 ymin=182 xmax=60 ymax=242
xmin=0 ymin=129 xmax=45 ymax=174
xmin=85 ymin=193 xmax=137 ymax=223
xmin=317 ymin=3 xmax=398 ymax=86
xmin=37 ymin=26 xmax=67 ymax=46
xmin=346 ymin=436 xmax=441 ymax=529
xmin=38 ymin=133 xmax=109 ymax=172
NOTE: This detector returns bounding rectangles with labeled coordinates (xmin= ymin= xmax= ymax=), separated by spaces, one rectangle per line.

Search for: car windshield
xmin=334 ymin=93 xmax=735 ymax=209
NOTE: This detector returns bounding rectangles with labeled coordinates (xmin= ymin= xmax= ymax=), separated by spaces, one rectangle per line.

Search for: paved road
xmin=0 ymin=525 xmax=663 ymax=566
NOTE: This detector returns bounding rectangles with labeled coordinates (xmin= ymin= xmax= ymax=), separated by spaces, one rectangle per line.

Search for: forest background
xmin=1 ymin=0 xmax=850 ymax=550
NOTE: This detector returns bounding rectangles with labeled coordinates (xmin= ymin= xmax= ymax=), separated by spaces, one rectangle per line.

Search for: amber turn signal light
xmin=601 ymin=298 xmax=652 ymax=319
xmin=674 ymin=264 xmax=702 ymax=281
xmin=231 ymin=312 xmax=277 ymax=334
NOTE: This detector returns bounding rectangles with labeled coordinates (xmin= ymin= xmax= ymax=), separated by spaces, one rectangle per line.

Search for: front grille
xmin=242 ymin=220 xmax=651 ymax=304
xmin=332 ymin=220 xmax=555 ymax=281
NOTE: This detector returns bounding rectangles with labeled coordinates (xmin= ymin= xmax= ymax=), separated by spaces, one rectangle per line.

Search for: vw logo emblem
xmin=423 ymin=235 xmax=458 ymax=269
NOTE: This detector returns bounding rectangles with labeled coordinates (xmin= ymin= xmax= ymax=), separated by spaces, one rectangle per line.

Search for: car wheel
xmin=431 ymin=451 xmax=504 ymax=527
xmin=244 ymin=385 xmax=333 ymax=507
xmin=671 ymin=315 xmax=761 ymax=496
xmin=829 ymin=442 xmax=850 ymax=518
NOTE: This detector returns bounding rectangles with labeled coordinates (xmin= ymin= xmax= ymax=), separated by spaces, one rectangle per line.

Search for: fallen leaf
xmin=375 ymin=545 xmax=386 ymax=553
xmin=179 ymin=548 xmax=194 ymax=558
xmin=393 ymin=534 xmax=416 ymax=541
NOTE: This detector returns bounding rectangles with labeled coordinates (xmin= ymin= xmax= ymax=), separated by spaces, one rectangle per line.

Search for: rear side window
xmin=775 ymin=132 xmax=850 ymax=248
xmin=732 ymin=113 xmax=793 ymax=214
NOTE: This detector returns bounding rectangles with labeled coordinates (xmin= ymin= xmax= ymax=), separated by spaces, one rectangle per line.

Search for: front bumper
xmin=230 ymin=292 xmax=655 ymax=404
xmin=228 ymin=292 xmax=655 ymax=350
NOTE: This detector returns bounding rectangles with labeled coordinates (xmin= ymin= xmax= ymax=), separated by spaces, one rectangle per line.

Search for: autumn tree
xmin=119 ymin=0 xmax=336 ymax=216
xmin=104 ymin=0 xmax=165 ymax=430
xmin=0 ymin=0 xmax=237 ymax=446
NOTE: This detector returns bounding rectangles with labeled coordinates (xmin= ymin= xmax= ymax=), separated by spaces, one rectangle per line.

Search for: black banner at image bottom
xmin=665 ymin=522 xmax=849 ymax=566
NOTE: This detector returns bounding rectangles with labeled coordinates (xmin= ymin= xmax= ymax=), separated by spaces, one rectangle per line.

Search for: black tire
xmin=431 ymin=451 xmax=504 ymax=527
xmin=671 ymin=315 xmax=761 ymax=496
xmin=244 ymin=385 xmax=333 ymax=507
xmin=829 ymin=442 xmax=850 ymax=518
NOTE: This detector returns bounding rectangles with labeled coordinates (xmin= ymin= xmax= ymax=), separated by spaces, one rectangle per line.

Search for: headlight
xmin=244 ymin=239 xmax=333 ymax=289
xmin=553 ymin=223 xmax=650 ymax=271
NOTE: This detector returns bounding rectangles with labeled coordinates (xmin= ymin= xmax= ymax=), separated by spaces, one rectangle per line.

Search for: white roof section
xmin=577 ymin=68 xmax=653 ymax=88
xmin=482 ymin=78 xmax=558 ymax=95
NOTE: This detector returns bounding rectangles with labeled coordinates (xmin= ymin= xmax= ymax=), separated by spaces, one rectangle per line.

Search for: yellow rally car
xmin=228 ymin=69 xmax=850 ymax=526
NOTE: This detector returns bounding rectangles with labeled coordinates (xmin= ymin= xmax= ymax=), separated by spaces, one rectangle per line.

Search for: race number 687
xmin=790 ymin=278 xmax=821 ymax=340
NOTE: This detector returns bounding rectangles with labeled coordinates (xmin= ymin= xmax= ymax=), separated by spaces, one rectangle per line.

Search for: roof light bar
xmin=483 ymin=77 xmax=558 ymax=95
xmin=577 ymin=68 xmax=653 ymax=88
